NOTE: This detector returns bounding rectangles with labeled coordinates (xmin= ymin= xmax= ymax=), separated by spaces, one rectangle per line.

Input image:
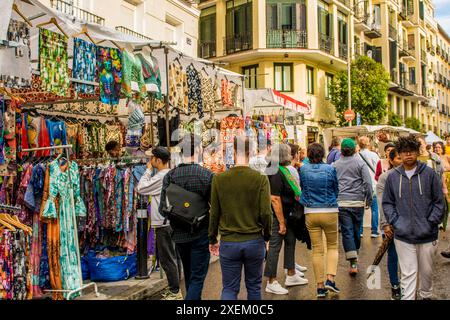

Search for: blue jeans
xmin=382 ymin=234 xmax=400 ymax=287
xmin=175 ymin=229 xmax=210 ymax=300
xmin=339 ymin=207 xmax=364 ymax=261
xmin=360 ymin=195 xmax=379 ymax=235
xmin=219 ymin=238 xmax=266 ymax=300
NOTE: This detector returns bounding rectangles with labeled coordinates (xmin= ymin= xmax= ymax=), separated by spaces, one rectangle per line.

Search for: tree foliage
xmin=388 ymin=111 xmax=402 ymax=127
xmin=404 ymin=117 xmax=422 ymax=132
xmin=330 ymin=56 xmax=391 ymax=125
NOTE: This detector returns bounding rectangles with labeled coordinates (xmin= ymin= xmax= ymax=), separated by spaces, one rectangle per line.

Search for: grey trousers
xmin=156 ymin=225 xmax=180 ymax=293
xmin=264 ymin=217 xmax=297 ymax=278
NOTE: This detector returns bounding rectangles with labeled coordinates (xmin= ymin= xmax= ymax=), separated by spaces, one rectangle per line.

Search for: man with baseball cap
xmin=136 ymin=146 xmax=182 ymax=300
xmin=333 ymin=138 xmax=373 ymax=275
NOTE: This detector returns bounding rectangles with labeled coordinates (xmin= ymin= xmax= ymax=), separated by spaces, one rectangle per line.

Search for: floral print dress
xmin=97 ymin=46 xmax=122 ymax=105
xmin=42 ymin=160 xmax=86 ymax=299
xmin=72 ymin=38 xmax=97 ymax=94
xmin=38 ymin=28 xmax=70 ymax=97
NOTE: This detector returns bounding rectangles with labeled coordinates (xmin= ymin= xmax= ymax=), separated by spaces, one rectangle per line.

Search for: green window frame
xmin=243 ymin=64 xmax=259 ymax=89
xmin=274 ymin=63 xmax=293 ymax=92
xmin=307 ymin=66 xmax=314 ymax=94
xmin=325 ymin=73 xmax=333 ymax=99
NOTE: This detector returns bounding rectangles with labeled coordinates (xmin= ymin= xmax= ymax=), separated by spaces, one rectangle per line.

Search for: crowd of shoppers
xmin=136 ymin=133 xmax=448 ymax=301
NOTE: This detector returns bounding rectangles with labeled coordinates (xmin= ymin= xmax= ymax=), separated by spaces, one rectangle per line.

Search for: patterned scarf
xmin=279 ymin=166 xmax=301 ymax=201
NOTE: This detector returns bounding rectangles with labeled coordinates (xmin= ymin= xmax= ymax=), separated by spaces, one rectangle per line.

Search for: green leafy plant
xmin=388 ymin=111 xmax=402 ymax=127
xmin=330 ymin=56 xmax=391 ymax=125
xmin=404 ymin=117 xmax=421 ymax=132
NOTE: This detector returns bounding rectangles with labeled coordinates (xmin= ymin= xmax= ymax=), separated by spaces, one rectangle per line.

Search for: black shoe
xmin=317 ymin=288 xmax=329 ymax=298
xmin=391 ymin=285 xmax=401 ymax=300
xmin=325 ymin=280 xmax=340 ymax=293
xmin=441 ymin=250 xmax=450 ymax=259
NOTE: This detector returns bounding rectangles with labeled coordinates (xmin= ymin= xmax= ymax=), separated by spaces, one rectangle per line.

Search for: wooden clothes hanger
xmin=72 ymin=26 xmax=96 ymax=44
xmin=0 ymin=214 xmax=31 ymax=233
xmin=37 ymin=18 xmax=68 ymax=38
xmin=11 ymin=215 xmax=32 ymax=233
xmin=12 ymin=4 xmax=33 ymax=27
xmin=0 ymin=217 xmax=16 ymax=232
xmin=96 ymin=39 xmax=123 ymax=51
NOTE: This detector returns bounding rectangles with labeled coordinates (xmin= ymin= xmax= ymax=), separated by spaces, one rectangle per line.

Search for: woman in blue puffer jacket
xmin=299 ymin=143 xmax=340 ymax=298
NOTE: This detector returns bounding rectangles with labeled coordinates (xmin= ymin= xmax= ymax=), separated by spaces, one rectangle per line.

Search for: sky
xmin=435 ymin=0 xmax=450 ymax=35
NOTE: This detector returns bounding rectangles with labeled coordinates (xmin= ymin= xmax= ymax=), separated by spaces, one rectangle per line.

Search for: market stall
xmin=0 ymin=0 xmax=246 ymax=300
xmin=244 ymin=88 xmax=311 ymax=146
xmin=323 ymin=125 xmax=422 ymax=156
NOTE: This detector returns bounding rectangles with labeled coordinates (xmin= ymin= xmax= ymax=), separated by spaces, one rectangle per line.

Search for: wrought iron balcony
xmin=364 ymin=22 xmax=382 ymax=39
xmin=115 ymin=26 xmax=152 ymax=40
xmin=319 ymin=33 xmax=333 ymax=54
xmin=266 ymin=29 xmax=307 ymax=49
xmin=399 ymin=41 xmax=410 ymax=57
xmin=50 ymin=0 xmax=105 ymax=25
xmin=224 ymin=33 xmax=252 ymax=55
xmin=198 ymin=41 xmax=216 ymax=59
xmin=338 ymin=43 xmax=348 ymax=60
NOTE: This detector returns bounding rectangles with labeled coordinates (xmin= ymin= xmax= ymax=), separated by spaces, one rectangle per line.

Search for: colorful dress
xmin=72 ymin=38 xmax=97 ymax=94
xmin=39 ymin=28 xmax=70 ymax=97
xmin=136 ymin=53 xmax=162 ymax=100
xmin=97 ymin=46 xmax=122 ymax=105
xmin=121 ymin=50 xmax=147 ymax=100
xmin=42 ymin=160 xmax=86 ymax=299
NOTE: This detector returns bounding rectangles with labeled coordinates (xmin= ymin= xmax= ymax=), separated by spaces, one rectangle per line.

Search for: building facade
xmin=436 ymin=24 xmax=450 ymax=136
xmin=40 ymin=0 xmax=200 ymax=57
xmin=198 ymin=0 xmax=450 ymax=144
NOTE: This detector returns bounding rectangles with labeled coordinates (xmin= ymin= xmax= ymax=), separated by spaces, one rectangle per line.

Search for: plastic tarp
xmin=425 ymin=131 xmax=443 ymax=144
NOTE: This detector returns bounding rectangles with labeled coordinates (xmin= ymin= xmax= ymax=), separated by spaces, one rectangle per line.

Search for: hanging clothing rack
xmin=21 ymin=144 xmax=99 ymax=300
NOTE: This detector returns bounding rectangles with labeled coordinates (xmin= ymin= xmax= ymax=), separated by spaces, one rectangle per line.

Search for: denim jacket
xmin=299 ymin=163 xmax=339 ymax=208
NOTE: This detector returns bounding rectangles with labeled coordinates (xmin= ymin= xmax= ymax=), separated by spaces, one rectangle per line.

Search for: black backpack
xmin=162 ymin=183 xmax=209 ymax=233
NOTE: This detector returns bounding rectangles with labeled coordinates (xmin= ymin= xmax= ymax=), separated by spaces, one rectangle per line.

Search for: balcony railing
xmin=389 ymin=25 xmax=397 ymax=40
xmin=266 ymin=29 xmax=307 ymax=49
xmin=115 ymin=26 xmax=152 ymax=41
xmin=198 ymin=41 xmax=217 ymax=59
xmin=421 ymin=49 xmax=427 ymax=62
xmin=224 ymin=33 xmax=253 ymax=55
xmin=50 ymin=0 xmax=105 ymax=25
xmin=319 ymin=33 xmax=333 ymax=54
xmin=338 ymin=43 xmax=348 ymax=60
xmin=407 ymin=43 xmax=416 ymax=56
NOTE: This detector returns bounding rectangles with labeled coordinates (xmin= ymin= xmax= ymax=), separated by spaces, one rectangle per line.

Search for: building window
xmin=266 ymin=0 xmax=307 ymax=31
xmin=318 ymin=1 xmax=333 ymax=54
xmin=199 ymin=7 xmax=217 ymax=58
xmin=307 ymin=66 xmax=314 ymax=94
xmin=325 ymin=73 xmax=333 ymax=99
xmin=225 ymin=0 xmax=253 ymax=54
xmin=243 ymin=64 xmax=259 ymax=89
xmin=409 ymin=67 xmax=416 ymax=84
xmin=274 ymin=63 xmax=293 ymax=92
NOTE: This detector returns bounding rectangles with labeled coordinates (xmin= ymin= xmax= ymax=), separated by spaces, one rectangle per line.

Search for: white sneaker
xmin=296 ymin=263 xmax=307 ymax=272
xmin=284 ymin=269 xmax=305 ymax=277
xmin=265 ymin=280 xmax=289 ymax=295
xmin=285 ymin=274 xmax=309 ymax=287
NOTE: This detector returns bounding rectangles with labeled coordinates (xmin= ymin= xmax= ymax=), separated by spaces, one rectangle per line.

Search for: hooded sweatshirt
xmin=382 ymin=161 xmax=445 ymax=244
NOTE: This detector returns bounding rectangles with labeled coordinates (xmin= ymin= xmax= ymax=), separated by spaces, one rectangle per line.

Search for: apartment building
xmin=435 ymin=24 xmax=450 ymax=136
xmin=39 ymin=0 xmax=200 ymax=57
xmin=199 ymin=0 xmax=352 ymax=145
xmin=198 ymin=0 xmax=450 ymax=143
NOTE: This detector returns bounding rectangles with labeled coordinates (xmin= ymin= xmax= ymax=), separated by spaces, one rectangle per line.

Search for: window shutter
xmin=300 ymin=3 xmax=307 ymax=31
xmin=419 ymin=1 xmax=424 ymax=20
xmin=292 ymin=4 xmax=297 ymax=30
xmin=390 ymin=40 xmax=398 ymax=70
xmin=277 ymin=4 xmax=282 ymax=30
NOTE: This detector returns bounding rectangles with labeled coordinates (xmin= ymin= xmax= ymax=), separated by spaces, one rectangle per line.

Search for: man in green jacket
xmin=209 ymin=136 xmax=273 ymax=300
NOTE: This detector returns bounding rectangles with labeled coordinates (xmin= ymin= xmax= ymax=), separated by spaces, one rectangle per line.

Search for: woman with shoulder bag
xmin=264 ymin=144 xmax=309 ymax=295
xmin=299 ymin=143 xmax=340 ymax=298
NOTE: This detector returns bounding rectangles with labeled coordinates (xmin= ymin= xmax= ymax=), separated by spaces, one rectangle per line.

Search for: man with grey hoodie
xmin=382 ymin=135 xmax=445 ymax=300
xmin=333 ymin=138 xmax=373 ymax=275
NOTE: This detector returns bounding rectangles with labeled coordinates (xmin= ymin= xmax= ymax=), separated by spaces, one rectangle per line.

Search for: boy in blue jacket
xmin=382 ymin=135 xmax=445 ymax=300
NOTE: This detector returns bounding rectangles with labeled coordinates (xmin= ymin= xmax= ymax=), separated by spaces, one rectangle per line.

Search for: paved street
xmin=180 ymin=227 xmax=450 ymax=300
